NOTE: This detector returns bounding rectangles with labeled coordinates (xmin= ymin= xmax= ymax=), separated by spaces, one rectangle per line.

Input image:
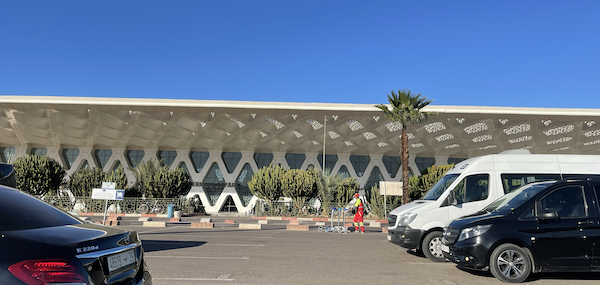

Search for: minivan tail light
xmin=8 ymin=259 xmax=88 ymax=285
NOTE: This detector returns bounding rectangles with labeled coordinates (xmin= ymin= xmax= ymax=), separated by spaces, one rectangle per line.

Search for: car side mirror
xmin=537 ymin=211 xmax=559 ymax=221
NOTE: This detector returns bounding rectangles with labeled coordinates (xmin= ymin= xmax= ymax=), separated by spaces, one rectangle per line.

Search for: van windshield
xmin=421 ymin=174 xmax=460 ymax=201
xmin=484 ymin=181 xmax=554 ymax=213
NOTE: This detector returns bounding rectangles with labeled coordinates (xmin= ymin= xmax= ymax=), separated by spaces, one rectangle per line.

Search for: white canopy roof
xmin=1 ymin=96 xmax=599 ymax=157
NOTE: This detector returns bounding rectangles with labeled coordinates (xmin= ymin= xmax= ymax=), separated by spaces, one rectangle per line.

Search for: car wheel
xmin=422 ymin=231 xmax=446 ymax=262
xmin=489 ymin=244 xmax=531 ymax=283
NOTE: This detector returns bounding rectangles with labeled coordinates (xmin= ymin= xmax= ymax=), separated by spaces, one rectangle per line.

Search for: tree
xmin=13 ymin=154 xmax=66 ymax=196
xmin=67 ymin=165 xmax=129 ymax=197
xmin=107 ymin=164 xmax=128 ymax=190
xmin=335 ymin=177 xmax=359 ymax=206
xmin=67 ymin=167 xmax=105 ymax=197
xmin=129 ymin=160 xmax=163 ymax=198
xmin=409 ymin=164 xmax=454 ymax=201
xmin=146 ymin=167 xmax=192 ymax=198
xmin=368 ymin=186 xmax=402 ymax=218
xmin=248 ymin=164 xmax=286 ymax=206
xmin=375 ymin=89 xmax=434 ymax=204
xmin=281 ymin=169 xmax=319 ymax=214
xmin=13 ymin=155 xmax=61 ymax=195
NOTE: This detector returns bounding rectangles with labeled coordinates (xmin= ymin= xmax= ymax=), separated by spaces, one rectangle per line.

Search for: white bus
xmin=387 ymin=150 xmax=600 ymax=262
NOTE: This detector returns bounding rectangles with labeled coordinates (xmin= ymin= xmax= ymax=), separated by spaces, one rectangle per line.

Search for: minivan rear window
xmin=0 ymin=188 xmax=81 ymax=231
xmin=501 ymin=174 xmax=561 ymax=194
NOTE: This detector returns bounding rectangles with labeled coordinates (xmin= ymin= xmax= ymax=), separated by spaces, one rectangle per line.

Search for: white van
xmin=387 ymin=151 xmax=600 ymax=262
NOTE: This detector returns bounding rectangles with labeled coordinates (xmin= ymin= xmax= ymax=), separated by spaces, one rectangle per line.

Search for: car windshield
xmin=484 ymin=181 xmax=555 ymax=213
xmin=421 ymin=174 xmax=460 ymax=201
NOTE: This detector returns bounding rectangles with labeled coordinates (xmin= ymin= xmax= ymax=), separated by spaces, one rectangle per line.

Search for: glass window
xmin=501 ymin=174 xmax=561 ymax=194
xmin=253 ymin=153 xmax=273 ymax=169
xmin=0 ymin=189 xmax=80 ymax=231
xmin=31 ymin=148 xmax=47 ymax=156
xmin=317 ymin=154 xmax=338 ymax=172
xmin=235 ymin=163 xmax=254 ymax=207
xmin=158 ymin=150 xmax=177 ymax=167
xmin=222 ymin=152 xmax=242 ymax=173
xmin=80 ymin=160 xmax=89 ymax=170
xmin=112 ymin=161 xmax=123 ymax=172
xmin=448 ymin=157 xmax=467 ymax=165
xmin=219 ymin=196 xmax=238 ymax=213
xmin=202 ymin=162 xmax=226 ymax=206
xmin=520 ymin=205 xmax=536 ymax=220
xmin=562 ymin=174 xmax=600 ymax=180
xmin=415 ymin=157 xmax=435 ymax=174
xmin=94 ymin=149 xmax=112 ymax=169
xmin=485 ymin=182 xmax=552 ymax=214
xmin=422 ymin=174 xmax=460 ymax=201
xmin=0 ymin=147 xmax=15 ymax=163
xmin=62 ymin=149 xmax=79 ymax=170
xmin=350 ymin=155 xmax=370 ymax=177
xmin=338 ymin=165 xmax=350 ymax=179
xmin=190 ymin=151 xmax=210 ymax=173
xmin=285 ymin=153 xmax=305 ymax=169
xmin=178 ymin=162 xmax=189 ymax=174
xmin=126 ymin=150 xmax=145 ymax=168
xmin=364 ymin=167 xmax=383 ymax=194
xmin=454 ymin=174 xmax=490 ymax=204
xmin=540 ymin=186 xmax=586 ymax=218
xmin=382 ymin=156 xmax=401 ymax=178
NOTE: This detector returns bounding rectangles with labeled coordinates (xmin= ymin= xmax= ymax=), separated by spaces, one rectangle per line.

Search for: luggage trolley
xmin=318 ymin=207 xmax=349 ymax=233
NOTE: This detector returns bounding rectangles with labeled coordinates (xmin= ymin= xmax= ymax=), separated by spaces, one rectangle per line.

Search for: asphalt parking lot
xmin=110 ymin=216 xmax=600 ymax=285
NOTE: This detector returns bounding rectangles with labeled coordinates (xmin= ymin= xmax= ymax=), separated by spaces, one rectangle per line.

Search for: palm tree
xmin=375 ymin=89 xmax=434 ymax=204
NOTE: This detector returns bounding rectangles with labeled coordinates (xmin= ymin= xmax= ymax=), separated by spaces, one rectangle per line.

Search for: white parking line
xmin=138 ymin=226 xmax=186 ymax=234
xmin=146 ymin=255 xmax=250 ymax=260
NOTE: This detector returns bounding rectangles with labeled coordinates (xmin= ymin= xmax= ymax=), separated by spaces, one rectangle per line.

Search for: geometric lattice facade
xmin=1 ymin=96 xmax=599 ymax=213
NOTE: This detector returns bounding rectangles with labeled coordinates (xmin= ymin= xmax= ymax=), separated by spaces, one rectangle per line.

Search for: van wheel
xmin=489 ymin=244 xmax=531 ymax=283
xmin=422 ymin=231 xmax=446 ymax=262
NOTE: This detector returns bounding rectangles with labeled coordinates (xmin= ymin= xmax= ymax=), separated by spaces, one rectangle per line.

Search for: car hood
xmin=389 ymin=200 xmax=434 ymax=216
xmin=449 ymin=211 xmax=505 ymax=229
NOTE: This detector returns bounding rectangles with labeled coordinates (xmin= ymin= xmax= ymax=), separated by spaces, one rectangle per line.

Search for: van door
xmin=534 ymin=183 xmax=596 ymax=269
xmin=446 ymin=173 xmax=491 ymax=221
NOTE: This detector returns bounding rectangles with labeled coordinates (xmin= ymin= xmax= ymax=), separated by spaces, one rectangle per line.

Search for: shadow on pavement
xmin=142 ymin=240 xmax=206 ymax=252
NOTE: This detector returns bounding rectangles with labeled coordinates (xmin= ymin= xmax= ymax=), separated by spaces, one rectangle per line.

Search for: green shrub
xmin=13 ymin=154 xmax=66 ymax=196
xmin=248 ymin=164 xmax=286 ymax=205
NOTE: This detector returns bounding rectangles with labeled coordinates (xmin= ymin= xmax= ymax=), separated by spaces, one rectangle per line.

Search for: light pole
xmin=322 ymin=115 xmax=327 ymax=171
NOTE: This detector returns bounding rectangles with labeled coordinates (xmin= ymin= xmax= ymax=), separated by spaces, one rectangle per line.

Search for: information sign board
xmin=91 ymin=188 xmax=125 ymax=200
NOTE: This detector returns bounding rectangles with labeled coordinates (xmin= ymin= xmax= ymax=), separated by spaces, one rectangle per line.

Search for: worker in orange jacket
xmin=352 ymin=193 xmax=365 ymax=233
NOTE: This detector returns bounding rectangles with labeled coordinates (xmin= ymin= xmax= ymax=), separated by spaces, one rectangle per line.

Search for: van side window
xmin=454 ymin=174 xmax=490 ymax=204
xmin=501 ymin=174 xmax=561 ymax=194
xmin=539 ymin=186 xmax=586 ymax=219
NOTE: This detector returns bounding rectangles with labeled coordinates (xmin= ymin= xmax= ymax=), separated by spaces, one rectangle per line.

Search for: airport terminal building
xmin=1 ymin=96 xmax=599 ymax=214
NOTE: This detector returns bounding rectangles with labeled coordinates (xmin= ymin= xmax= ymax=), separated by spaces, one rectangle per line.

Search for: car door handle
xmin=577 ymin=220 xmax=592 ymax=225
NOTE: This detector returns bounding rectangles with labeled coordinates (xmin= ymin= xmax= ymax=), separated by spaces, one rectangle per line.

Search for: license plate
xmin=440 ymin=244 xmax=449 ymax=253
xmin=387 ymin=235 xmax=391 ymax=241
xmin=108 ymin=249 xmax=136 ymax=272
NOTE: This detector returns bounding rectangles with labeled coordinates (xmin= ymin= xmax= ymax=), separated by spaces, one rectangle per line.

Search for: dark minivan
xmin=441 ymin=178 xmax=600 ymax=283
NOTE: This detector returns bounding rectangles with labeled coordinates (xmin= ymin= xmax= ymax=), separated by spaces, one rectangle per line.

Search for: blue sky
xmin=1 ymin=1 xmax=598 ymax=108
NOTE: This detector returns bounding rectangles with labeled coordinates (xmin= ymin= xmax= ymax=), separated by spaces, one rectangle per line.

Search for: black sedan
xmin=0 ymin=185 xmax=152 ymax=284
